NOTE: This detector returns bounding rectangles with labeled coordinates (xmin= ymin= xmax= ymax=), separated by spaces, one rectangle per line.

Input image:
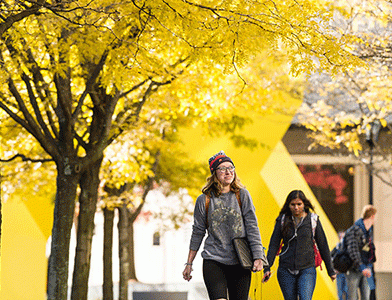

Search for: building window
xmin=298 ymin=164 xmax=354 ymax=232
xmin=153 ymin=231 xmax=160 ymax=246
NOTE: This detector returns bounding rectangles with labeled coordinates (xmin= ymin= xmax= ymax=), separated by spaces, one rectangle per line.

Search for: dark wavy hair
xmin=202 ymin=171 xmax=244 ymax=197
xmin=279 ymin=190 xmax=315 ymax=234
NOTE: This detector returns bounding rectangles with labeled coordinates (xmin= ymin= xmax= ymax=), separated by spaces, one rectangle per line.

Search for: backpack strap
xmin=310 ymin=213 xmax=318 ymax=241
xmin=310 ymin=213 xmax=323 ymax=269
xmin=280 ymin=212 xmax=317 ymax=230
xmin=205 ymin=190 xmax=241 ymax=228
xmin=276 ymin=214 xmax=285 ymax=255
xmin=205 ymin=194 xmax=211 ymax=228
xmin=235 ymin=190 xmax=241 ymax=209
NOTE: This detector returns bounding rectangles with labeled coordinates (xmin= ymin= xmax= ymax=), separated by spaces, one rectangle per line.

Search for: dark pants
xmin=203 ymin=259 xmax=251 ymax=300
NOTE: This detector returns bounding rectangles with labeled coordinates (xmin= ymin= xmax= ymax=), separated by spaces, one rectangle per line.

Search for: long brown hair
xmin=202 ymin=171 xmax=244 ymax=197
xmin=279 ymin=190 xmax=315 ymax=234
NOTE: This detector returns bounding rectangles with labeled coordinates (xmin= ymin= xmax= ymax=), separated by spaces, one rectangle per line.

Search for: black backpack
xmin=331 ymin=235 xmax=353 ymax=273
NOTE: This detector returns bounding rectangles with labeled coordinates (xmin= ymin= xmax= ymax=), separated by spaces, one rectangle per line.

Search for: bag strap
xmin=280 ymin=214 xmax=285 ymax=228
xmin=276 ymin=214 xmax=285 ymax=256
xmin=310 ymin=213 xmax=318 ymax=243
xmin=205 ymin=194 xmax=211 ymax=227
xmin=205 ymin=190 xmax=241 ymax=228
xmin=280 ymin=212 xmax=317 ymax=231
xmin=310 ymin=213 xmax=323 ymax=270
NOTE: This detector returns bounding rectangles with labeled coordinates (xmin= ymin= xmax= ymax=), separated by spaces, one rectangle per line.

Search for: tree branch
xmin=0 ymin=153 xmax=53 ymax=163
xmin=72 ymin=50 xmax=110 ymax=121
xmin=21 ymin=72 xmax=57 ymax=144
xmin=0 ymin=0 xmax=47 ymax=36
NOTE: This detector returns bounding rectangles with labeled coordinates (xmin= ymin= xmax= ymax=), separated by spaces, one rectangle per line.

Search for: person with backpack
xmin=182 ymin=151 xmax=267 ymax=300
xmin=344 ymin=205 xmax=377 ymax=300
xmin=332 ymin=231 xmax=349 ymax=300
xmin=262 ymin=190 xmax=336 ymax=300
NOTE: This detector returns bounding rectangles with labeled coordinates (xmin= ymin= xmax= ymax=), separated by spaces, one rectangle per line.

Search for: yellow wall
xmin=0 ymin=109 xmax=339 ymax=299
xmin=0 ymin=195 xmax=53 ymax=300
xmin=260 ymin=141 xmax=338 ymax=299
xmin=179 ymin=111 xmax=338 ymax=300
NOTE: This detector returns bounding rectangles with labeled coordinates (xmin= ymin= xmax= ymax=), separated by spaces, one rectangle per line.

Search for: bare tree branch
xmin=0 ymin=153 xmax=53 ymax=163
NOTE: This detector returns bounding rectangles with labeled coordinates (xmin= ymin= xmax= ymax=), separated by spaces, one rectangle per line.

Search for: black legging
xmin=203 ymin=259 xmax=251 ymax=300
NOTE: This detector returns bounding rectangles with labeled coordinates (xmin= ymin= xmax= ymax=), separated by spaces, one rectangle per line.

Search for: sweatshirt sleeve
xmin=345 ymin=226 xmax=367 ymax=271
xmin=315 ymin=218 xmax=336 ymax=276
xmin=189 ymin=194 xmax=207 ymax=252
xmin=240 ymin=189 xmax=265 ymax=260
xmin=264 ymin=216 xmax=283 ymax=272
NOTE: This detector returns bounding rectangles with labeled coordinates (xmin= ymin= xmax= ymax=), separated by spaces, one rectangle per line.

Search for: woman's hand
xmin=252 ymin=259 xmax=263 ymax=272
xmin=330 ymin=274 xmax=337 ymax=281
xmin=182 ymin=264 xmax=193 ymax=281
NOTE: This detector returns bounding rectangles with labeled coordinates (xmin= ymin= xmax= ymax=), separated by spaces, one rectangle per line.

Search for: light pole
xmin=365 ymin=120 xmax=381 ymax=300
xmin=365 ymin=121 xmax=381 ymax=205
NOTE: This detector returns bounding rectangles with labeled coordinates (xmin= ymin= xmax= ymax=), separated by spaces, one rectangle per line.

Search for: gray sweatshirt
xmin=189 ymin=188 xmax=264 ymax=265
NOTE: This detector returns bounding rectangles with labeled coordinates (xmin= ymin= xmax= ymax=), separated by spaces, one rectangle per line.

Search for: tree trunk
xmin=128 ymin=221 xmax=138 ymax=281
xmin=71 ymin=158 xmax=102 ymax=300
xmin=47 ymin=170 xmax=80 ymax=300
xmin=118 ymin=204 xmax=130 ymax=300
xmin=103 ymin=207 xmax=115 ymax=300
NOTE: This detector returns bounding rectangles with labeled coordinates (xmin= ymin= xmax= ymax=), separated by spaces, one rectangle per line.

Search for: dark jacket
xmin=345 ymin=218 xmax=376 ymax=272
xmin=265 ymin=213 xmax=335 ymax=277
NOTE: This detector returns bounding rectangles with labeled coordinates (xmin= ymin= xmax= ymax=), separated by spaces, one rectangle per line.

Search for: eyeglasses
xmin=216 ymin=166 xmax=235 ymax=173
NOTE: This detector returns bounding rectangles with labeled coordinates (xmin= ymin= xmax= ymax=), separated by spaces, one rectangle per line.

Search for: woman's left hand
xmin=252 ymin=259 xmax=263 ymax=272
xmin=330 ymin=274 xmax=337 ymax=281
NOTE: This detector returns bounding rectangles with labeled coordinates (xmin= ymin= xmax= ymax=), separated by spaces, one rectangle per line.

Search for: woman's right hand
xmin=183 ymin=264 xmax=193 ymax=281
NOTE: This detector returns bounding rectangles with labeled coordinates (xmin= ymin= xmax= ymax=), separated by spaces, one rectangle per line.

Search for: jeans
xmin=277 ymin=267 xmax=317 ymax=300
xmin=337 ymin=273 xmax=348 ymax=300
xmin=346 ymin=270 xmax=370 ymax=300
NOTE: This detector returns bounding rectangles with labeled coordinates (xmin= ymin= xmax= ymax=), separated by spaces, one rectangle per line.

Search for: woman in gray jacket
xmin=182 ymin=151 xmax=266 ymax=300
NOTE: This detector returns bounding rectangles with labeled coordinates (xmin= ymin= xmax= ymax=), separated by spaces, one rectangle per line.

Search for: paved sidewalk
xmin=84 ymin=281 xmax=208 ymax=300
